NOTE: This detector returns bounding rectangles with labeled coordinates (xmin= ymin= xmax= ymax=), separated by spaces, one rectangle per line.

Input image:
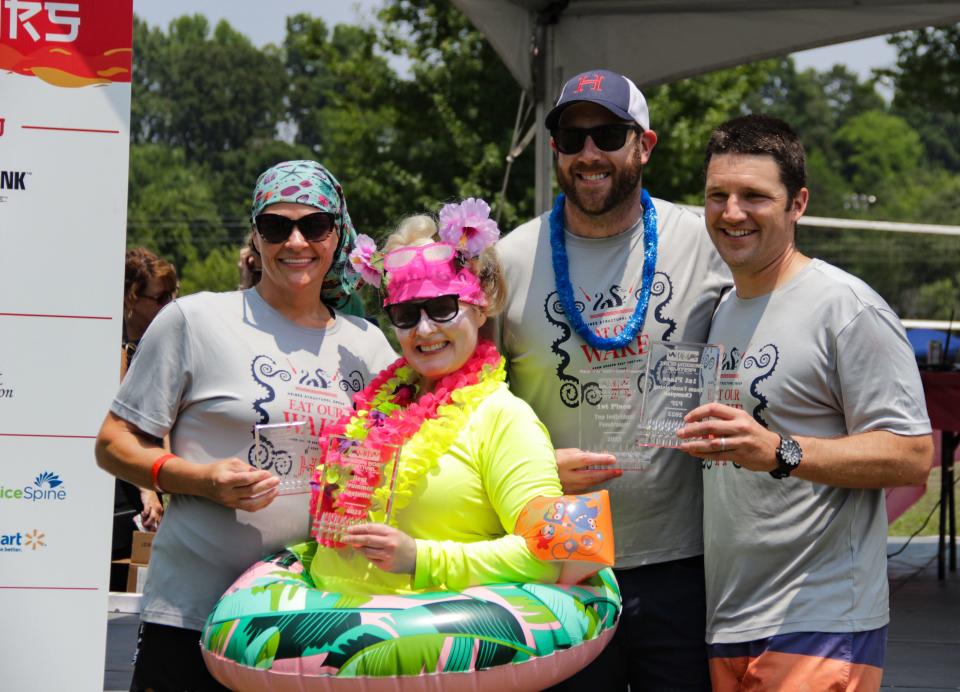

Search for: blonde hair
xmin=383 ymin=213 xmax=507 ymax=317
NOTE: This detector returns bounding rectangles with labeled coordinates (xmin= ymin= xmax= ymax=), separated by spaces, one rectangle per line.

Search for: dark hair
xmin=238 ymin=230 xmax=262 ymax=289
xmin=704 ymin=114 xmax=806 ymax=206
xmin=124 ymin=247 xmax=178 ymax=303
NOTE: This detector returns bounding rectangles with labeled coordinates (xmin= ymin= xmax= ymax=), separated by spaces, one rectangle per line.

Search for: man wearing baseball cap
xmin=492 ymin=69 xmax=731 ymax=689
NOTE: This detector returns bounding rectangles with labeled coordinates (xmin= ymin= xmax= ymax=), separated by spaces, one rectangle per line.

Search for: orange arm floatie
xmin=514 ymin=490 xmax=614 ymax=584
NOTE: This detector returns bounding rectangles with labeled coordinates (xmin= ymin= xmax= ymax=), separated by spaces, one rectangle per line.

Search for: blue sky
xmin=132 ymin=0 xmax=897 ymax=80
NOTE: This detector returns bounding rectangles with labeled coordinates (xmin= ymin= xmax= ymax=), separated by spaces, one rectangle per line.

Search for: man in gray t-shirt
xmin=494 ymin=69 xmax=730 ymax=690
xmin=678 ymin=114 xmax=932 ymax=689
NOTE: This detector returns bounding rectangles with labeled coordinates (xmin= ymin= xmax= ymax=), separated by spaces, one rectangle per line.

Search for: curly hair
xmin=124 ymin=247 xmax=178 ymax=305
xmin=383 ymin=214 xmax=506 ymax=317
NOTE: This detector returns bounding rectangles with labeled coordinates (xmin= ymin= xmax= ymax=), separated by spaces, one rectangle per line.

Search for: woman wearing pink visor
xmin=301 ymin=198 xmax=568 ymax=593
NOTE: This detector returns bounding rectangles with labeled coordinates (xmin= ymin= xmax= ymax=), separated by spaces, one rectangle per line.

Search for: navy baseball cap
xmin=545 ymin=69 xmax=650 ymax=131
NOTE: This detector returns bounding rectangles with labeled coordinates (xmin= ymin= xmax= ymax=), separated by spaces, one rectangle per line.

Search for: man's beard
xmin=557 ymin=144 xmax=644 ymax=216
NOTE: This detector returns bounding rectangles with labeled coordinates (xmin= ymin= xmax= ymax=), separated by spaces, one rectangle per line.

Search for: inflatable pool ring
xmin=201 ymin=549 xmax=619 ymax=691
xmin=201 ymin=492 xmax=619 ymax=691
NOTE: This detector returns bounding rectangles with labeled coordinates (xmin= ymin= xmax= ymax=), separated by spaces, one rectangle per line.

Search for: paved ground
xmin=104 ymin=537 xmax=960 ymax=691
xmin=882 ymin=537 xmax=960 ymax=691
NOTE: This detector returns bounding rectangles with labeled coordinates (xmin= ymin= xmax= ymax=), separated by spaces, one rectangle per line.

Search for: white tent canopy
xmin=451 ymin=0 xmax=960 ymax=211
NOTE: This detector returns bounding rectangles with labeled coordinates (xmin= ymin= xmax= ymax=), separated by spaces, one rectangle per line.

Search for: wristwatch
xmin=770 ymin=434 xmax=802 ymax=479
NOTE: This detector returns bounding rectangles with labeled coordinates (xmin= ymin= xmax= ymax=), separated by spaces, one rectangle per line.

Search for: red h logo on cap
xmin=575 ymin=73 xmax=605 ymax=93
xmin=0 ymin=118 xmax=5 ymax=137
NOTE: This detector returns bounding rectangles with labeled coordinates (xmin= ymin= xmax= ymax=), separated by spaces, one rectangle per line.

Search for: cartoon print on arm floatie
xmin=515 ymin=490 xmax=614 ymax=584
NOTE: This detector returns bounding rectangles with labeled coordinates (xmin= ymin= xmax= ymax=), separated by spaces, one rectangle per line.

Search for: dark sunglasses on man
xmin=386 ymin=294 xmax=460 ymax=329
xmin=551 ymin=123 xmax=642 ymax=155
xmin=255 ymin=212 xmax=338 ymax=244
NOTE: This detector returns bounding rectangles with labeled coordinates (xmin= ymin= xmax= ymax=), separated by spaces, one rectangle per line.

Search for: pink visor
xmin=383 ymin=243 xmax=487 ymax=307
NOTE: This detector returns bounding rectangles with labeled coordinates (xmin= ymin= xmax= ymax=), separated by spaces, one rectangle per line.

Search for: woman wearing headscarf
xmin=96 ymin=161 xmax=395 ymax=691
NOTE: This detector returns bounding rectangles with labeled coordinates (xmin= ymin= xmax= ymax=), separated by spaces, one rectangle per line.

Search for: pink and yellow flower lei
xmin=310 ymin=339 xmax=506 ymax=528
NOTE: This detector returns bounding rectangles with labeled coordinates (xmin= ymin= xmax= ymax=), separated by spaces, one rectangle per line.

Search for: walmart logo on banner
xmin=1 ymin=529 xmax=46 ymax=553
xmin=0 ymin=471 xmax=67 ymax=502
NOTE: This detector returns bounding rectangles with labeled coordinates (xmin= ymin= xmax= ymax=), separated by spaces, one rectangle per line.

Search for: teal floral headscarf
xmin=251 ymin=160 xmax=363 ymax=315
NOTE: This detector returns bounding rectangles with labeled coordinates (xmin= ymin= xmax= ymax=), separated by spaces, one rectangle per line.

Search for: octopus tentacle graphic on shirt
xmin=723 ymin=347 xmax=742 ymax=372
xmin=251 ymin=355 xmax=293 ymax=424
xmin=299 ymin=368 xmax=332 ymax=389
xmin=339 ymin=370 xmax=365 ymax=393
xmin=742 ymin=344 xmax=779 ymax=427
xmin=593 ymin=284 xmax=625 ymax=311
xmin=545 ymin=290 xmax=585 ymax=407
xmin=649 ymin=271 xmax=677 ymax=341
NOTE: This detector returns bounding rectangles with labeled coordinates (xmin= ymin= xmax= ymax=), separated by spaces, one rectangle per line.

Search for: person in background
xmin=121 ymin=247 xmax=178 ymax=375
xmin=96 ymin=160 xmax=396 ymax=691
xmin=679 ymin=114 xmax=932 ymax=690
xmin=110 ymin=247 xmax=176 ymax=591
xmin=237 ymin=230 xmax=262 ymax=289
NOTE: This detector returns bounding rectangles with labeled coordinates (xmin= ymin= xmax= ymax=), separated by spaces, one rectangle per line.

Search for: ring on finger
xmin=719 ymin=436 xmax=726 ymax=452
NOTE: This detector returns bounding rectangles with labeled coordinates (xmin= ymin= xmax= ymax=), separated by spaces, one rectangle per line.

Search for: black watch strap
xmin=770 ymin=434 xmax=802 ymax=479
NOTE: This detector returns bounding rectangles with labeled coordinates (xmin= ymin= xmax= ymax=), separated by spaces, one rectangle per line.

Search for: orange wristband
xmin=151 ymin=453 xmax=177 ymax=493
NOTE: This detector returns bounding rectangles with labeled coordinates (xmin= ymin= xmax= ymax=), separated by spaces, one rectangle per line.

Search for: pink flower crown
xmin=347 ymin=198 xmax=500 ymax=306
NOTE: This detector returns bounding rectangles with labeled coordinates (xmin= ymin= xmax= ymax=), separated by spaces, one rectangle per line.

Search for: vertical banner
xmin=0 ymin=1 xmax=132 ymax=689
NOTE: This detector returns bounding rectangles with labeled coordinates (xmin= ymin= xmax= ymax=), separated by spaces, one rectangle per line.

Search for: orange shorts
xmin=707 ymin=627 xmax=886 ymax=691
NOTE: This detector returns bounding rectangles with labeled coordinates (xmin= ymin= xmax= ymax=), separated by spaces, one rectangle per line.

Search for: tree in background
xmin=125 ymin=7 xmax=958 ymax=320
xmin=644 ymin=62 xmax=772 ymax=203
xmin=131 ymin=15 xmax=286 ymax=166
xmin=284 ymin=13 xmax=417 ymax=238
xmin=378 ymin=0 xmax=536 ymax=229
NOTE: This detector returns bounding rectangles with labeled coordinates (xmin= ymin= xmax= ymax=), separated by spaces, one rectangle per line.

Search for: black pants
xmin=130 ymin=622 xmax=230 ymax=692
xmin=547 ymin=555 xmax=711 ymax=691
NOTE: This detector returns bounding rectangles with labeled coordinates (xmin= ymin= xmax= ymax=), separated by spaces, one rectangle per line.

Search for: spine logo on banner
xmin=0 ymin=471 xmax=67 ymax=502
xmin=1 ymin=529 xmax=46 ymax=552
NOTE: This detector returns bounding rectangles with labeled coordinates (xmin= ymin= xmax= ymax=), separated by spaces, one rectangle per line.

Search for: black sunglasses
xmin=255 ymin=212 xmax=337 ymax=244
xmin=386 ymin=294 xmax=460 ymax=329
xmin=141 ymin=291 xmax=175 ymax=306
xmin=552 ymin=124 xmax=642 ymax=155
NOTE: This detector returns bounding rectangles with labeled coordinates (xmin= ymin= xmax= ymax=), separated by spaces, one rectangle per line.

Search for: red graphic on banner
xmin=0 ymin=0 xmax=132 ymax=88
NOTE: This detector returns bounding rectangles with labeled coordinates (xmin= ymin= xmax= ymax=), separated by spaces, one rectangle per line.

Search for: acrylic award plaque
xmin=312 ymin=435 xmax=401 ymax=549
xmin=637 ymin=340 xmax=723 ymax=448
xmin=578 ymin=366 xmax=653 ymax=471
xmin=252 ymin=420 xmax=320 ymax=495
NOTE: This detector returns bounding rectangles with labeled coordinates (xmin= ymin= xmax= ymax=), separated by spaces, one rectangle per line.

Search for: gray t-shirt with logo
xmin=704 ymin=259 xmax=931 ymax=643
xmin=112 ymin=289 xmax=395 ymax=630
xmin=494 ymin=199 xmax=732 ymax=567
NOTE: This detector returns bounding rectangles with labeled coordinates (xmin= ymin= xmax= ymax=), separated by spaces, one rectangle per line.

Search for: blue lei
xmin=549 ymin=189 xmax=658 ymax=350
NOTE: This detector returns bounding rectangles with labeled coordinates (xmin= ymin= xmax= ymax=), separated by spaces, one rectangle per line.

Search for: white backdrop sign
xmin=0 ymin=1 xmax=132 ymax=688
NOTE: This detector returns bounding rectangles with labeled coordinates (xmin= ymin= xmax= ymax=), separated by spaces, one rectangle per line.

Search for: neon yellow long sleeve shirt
xmin=307 ymin=383 xmax=562 ymax=595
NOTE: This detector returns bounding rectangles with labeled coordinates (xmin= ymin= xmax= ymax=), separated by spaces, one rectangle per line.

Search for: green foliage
xmin=834 ymin=110 xmax=922 ymax=195
xmin=888 ymin=467 xmax=956 ymax=537
xmin=378 ymin=0 xmax=534 ymax=232
xmin=127 ymin=8 xmax=960 ymax=318
xmin=913 ymin=272 xmax=960 ymax=319
xmin=179 ymin=246 xmax=242 ymax=296
xmin=888 ymin=26 xmax=960 ymax=114
xmin=644 ymin=61 xmax=772 ymax=202
xmin=132 ymin=15 xmax=286 ymax=165
xmin=126 ymin=143 xmax=224 ymax=270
